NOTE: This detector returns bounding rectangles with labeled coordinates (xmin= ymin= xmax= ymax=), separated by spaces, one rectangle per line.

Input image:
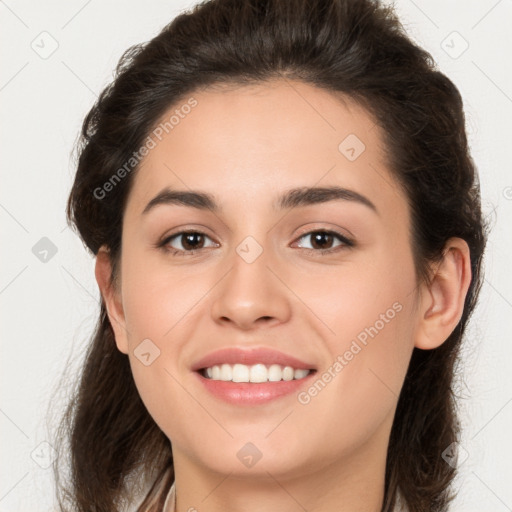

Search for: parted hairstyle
xmin=55 ymin=0 xmax=487 ymax=511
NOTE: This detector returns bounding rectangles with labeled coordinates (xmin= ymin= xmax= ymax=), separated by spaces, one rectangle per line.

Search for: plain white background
xmin=1 ymin=0 xmax=511 ymax=510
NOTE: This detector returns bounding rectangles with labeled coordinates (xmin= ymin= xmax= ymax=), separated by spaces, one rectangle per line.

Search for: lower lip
xmin=194 ymin=370 xmax=316 ymax=405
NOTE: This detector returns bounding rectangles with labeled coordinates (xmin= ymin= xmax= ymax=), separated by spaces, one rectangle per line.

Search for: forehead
xmin=125 ymin=79 xmax=406 ymax=221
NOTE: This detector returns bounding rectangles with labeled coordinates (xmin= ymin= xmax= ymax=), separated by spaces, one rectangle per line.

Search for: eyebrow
xmin=142 ymin=186 xmax=378 ymax=215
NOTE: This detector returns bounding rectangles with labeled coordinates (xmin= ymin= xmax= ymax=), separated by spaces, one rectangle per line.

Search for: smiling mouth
xmin=198 ymin=363 xmax=316 ymax=383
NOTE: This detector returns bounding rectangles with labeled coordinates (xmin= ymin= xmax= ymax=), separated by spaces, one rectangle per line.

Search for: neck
xmin=171 ymin=423 xmax=390 ymax=512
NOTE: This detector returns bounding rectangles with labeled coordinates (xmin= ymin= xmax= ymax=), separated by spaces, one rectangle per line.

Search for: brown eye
xmin=160 ymin=231 xmax=217 ymax=255
xmin=294 ymin=230 xmax=354 ymax=254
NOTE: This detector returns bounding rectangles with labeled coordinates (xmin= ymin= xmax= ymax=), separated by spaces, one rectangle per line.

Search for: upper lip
xmin=191 ymin=347 xmax=317 ymax=371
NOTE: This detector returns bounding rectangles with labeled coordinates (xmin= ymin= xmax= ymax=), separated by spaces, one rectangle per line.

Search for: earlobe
xmin=414 ymin=238 xmax=472 ymax=350
xmin=95 ymin=246 xmax=129 ymax=354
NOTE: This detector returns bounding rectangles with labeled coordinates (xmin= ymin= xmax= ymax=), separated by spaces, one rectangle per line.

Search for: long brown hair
xmin=55 ymin=0 xmax=487 ymax=510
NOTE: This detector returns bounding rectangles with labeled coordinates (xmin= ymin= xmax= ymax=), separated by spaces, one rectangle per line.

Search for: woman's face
xmin=108 ymin=80 xmax=421 ymax=480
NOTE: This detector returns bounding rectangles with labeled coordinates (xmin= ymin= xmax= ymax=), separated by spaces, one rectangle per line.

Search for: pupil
xmin=312 ymin=232 xmax=332 ymax=249
xmin=183 ymin=233 xmax=202 ymax=250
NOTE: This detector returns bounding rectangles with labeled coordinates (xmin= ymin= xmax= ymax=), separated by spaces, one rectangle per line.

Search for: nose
xmin=210 ymin=245 xmax=292 ymax=331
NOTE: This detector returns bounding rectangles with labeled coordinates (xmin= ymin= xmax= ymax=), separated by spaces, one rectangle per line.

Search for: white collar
xmin=162 ymin=481 xmax=176 ymax=512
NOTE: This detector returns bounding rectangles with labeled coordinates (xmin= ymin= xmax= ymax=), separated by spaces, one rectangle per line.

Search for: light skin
xmin=95 ymin=79 xmax=471 ymax=512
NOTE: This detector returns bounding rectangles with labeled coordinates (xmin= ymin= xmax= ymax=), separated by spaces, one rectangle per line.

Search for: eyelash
xmin=156 ymin=229 xmax=354 ymax=257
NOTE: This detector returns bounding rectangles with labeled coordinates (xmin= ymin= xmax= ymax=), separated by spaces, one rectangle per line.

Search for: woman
xmin=55 ymin=0 xmax=486 ymax=510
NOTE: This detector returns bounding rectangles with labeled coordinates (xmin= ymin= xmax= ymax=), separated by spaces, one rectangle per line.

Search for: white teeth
xmin=268 ymin=364 xmax=282 ymax=382
xmin=232 ymin=363 xmax=249 ymax=382
xmin=220 ymin=363 xmax=233 ymax=381
xmin=249 ymin=363 xmax=268 ymax=383
xmin=283 ymin=366 xmax=294 ymax=381
xmin=294 ymin=369 xmax=310 ymax=379
xmin=201 ymin=363 xmax=312 ymax=382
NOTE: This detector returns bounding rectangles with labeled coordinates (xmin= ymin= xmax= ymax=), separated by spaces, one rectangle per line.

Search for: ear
xmin=95 ymin=246 xmax=129 ymax=354
xmin=414 ymin=237 xmax=472 ymax=350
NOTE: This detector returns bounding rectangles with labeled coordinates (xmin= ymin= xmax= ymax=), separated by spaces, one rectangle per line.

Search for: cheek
xmin=118 ymin=250 xmax=218 ymax=434
xmin=295 ymin=294 xmax=416 ymax=461
xmin=292 ymin=248 xmax=417 ymax=424
xmin=293 ymin=244 xmax=416 ymax=347
xmin=120 ymin=246 xmax=202 ymax=342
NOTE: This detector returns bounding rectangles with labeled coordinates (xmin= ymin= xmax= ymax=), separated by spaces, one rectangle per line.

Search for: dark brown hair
xmin=55 ymin=0 xmax=487 ymax=510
